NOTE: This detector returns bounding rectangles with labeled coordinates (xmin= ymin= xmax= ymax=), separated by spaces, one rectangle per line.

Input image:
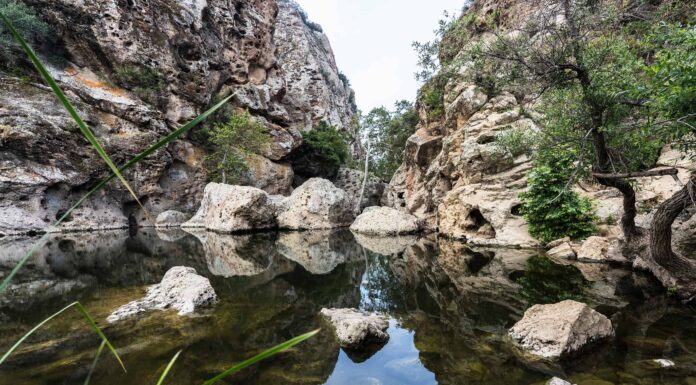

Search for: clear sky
xmin=295 ymin=0 xmax=464 ymax=113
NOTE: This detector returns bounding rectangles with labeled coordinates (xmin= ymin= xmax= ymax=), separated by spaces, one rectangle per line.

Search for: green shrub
xmin=520 ymin=155 xmax=597 ymax=243
xmin=495 ymin=127 xmax=536 ymax=157
xmin=422 ymin=86 xmax=444 ymax=119
xmin=206 ymin=110 xmax=271 ymax=184
xmin=302 ymin=121 xmax=349 ymax=170
xmin=0 ymin=0 xmax=58 ymax=69
xmin=113 ymin=64 xmax=165 ymax=103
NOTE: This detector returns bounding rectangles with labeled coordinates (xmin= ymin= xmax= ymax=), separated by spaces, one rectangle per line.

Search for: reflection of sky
xmin=324 ymin=321 xmax=437 ymax=385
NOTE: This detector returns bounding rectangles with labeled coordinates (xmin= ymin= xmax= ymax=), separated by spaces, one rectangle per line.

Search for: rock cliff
xmin=384 ymin=0 xmax=693 ymax=248
xmin=0 ymin=0 xmax=356 ymax=235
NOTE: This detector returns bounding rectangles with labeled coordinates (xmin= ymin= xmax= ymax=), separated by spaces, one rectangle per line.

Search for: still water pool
xmin=0 ymin=229 xmax=694 ymax=385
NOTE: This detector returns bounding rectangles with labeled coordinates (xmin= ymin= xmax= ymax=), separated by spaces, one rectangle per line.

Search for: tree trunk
xmin=356 ymin=137 xmax=371 ymax=214
xmin=221 ymin=150 xmax=228 ymax=184
xmin=650 ymin=174 xmax=696 ymax=275
xmin=590 ymin=127 xmax=640 ymax=239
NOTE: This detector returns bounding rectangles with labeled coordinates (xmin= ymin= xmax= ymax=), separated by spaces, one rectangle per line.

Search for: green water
xmin=0 ymin=229 xmax=695 ymax=385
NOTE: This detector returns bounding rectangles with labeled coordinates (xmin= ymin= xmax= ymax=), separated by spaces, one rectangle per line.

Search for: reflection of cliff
xmin=0 ymin=234 xmax=368 ymax=385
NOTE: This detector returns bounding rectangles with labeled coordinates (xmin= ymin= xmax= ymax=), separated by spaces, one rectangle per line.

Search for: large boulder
xmin=509 ymin=300 xmax=614 ymax=359
xmin=576 ymin=236 xmax=609 ymax=262
xmin=350 ymin=207 xmax=420 ymax=236
xmin=320 ymin=308 xmax=390 ymax=349
xmin=182 ymin=183 xmax=276 ymax=233
xmin=277 ymin=178 xmax=355 ymax=230
xmin=107 ymin=266 xmax=217 ymax=322
xmin=333 ymin=168 xmax=386 ymax=211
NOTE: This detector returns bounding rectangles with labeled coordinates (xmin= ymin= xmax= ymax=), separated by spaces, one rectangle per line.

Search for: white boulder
xmin=350 ymin=206 xmax=420 ymax=236
xmin=182 ymin=183 xmax=276 ymax=232
xmin=107 ymin=266 xmax=217 ymax=322
xmin=547 ymin=241 xmax=577 ymax=260
xmin=277 ymin=178 xmax=355 ymax=230
xmin=509 ymin=300 xmax=613 ymax=359
xmin=320 ymin=308 xmax=390 ymax=349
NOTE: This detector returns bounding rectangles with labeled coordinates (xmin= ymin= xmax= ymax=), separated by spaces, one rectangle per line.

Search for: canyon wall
xmin=0 ymin=0 xmax=356 ymax=235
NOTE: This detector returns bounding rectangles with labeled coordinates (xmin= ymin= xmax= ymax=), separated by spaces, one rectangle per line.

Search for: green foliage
xmin=302 ymin=121 xmax=350 ymax=170
xmin=520 ymin=155 xmax=597 ymax=244
xmin=206 ymin=110 xmax=271 ymax=184
xmin=0 ymin=0 xmax=59 ymax=69
xmin=518 ymin=255 xmax=590 ymax=305
xmin=113 ymin=64 xmax=165 ymax=104
xmin=422 ymin=83 xmax=444 ymax=119
xmin=495 ymin=128 xmax=536 ymax=157
xmin=362 ymin=100 xmax=419 ymax=180
xmin=338 ymin=71 xmax=350 ymax=87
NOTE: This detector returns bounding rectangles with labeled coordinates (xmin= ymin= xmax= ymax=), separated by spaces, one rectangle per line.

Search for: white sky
xmin=295 ymin=0 xmax=464 ymax=113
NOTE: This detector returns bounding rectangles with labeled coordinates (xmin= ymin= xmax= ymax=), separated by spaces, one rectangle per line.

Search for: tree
xmin=206 ymin=110 xmax=270 ymax=184
xmin=462 ymin=0 xmax=696 ymax=295
xmin=362 ymin=101 xmax=419 ymax=180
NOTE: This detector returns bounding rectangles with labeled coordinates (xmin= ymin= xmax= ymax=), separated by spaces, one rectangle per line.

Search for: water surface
xmin=1 ymin=229 xmax=695 ymax=385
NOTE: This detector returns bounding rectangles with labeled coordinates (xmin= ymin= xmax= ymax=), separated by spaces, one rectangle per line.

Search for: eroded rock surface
xmin=320 ymin=308 xmax=390 ymax=349
xmin=1 ymin=0 xmax=355 ymax=234
xmin=277 ymin=178 xmax=355 ymax=230
xmin=182 ymin=184 xmax=277 ymax=233
xmin=156 ymin=210 xmax=190 ymax=228
xmin=350 ymin=206 xmax=420 ymax=236
xmin=108 ymin=266 xmax=217 ymax=322
xmin=509 ymin=300 xmax=614 ymax=359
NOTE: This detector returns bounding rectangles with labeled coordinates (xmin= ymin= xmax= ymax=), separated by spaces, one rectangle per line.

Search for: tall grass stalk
xmin=0 ymin=302 xmax=125 ymax=371
xmin=156 ymin=350 xmax=182 ymax=385
xmin=203 ymin=329 xmax=319 ymax=385
xmin=84 ymin=341 xmax=107 ymax=385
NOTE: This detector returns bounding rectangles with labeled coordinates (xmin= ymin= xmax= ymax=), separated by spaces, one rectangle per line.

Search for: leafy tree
xmin=520 ymin=155 xmax=597 ymax=243
xmin=206 ymin=110 xmax=270 ymax=184
xmin=362 ymin=101 xmax=419 ymax=180
xmin=302 ymin=121 xmax=350 ymax=169
xmin=518 ymin=255 xmax=589 ymax=305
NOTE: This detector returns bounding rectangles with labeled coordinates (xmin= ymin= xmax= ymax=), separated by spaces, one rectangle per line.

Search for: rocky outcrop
xmin=277 ymin=178 xmax=355 ymax=230
xmin=509 ymin=300 xmax=614 ymax=359
xmin=1 ymin=0 xmax=355 ymax=235
xmin=182 ymin=183 xmax=277 ymax=233
xmin=385 ymin=88 xmax=540 ymax=247
xmin=320 ymin=308 xmax=390 ymax=349
xmin=350 ymin=206 xmax=420 ymax=236
xmin=107 ymin=266 xmax=217 ymax=322
xmin=547 ymin=241 xmax=577 ymax=260
xmin=576 ymin=236 xmax=610 ymax=262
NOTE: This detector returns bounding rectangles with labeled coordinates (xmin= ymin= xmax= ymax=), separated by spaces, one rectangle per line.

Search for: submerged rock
xmin=350 ymin=206 xmax=420 ymax=236
xmin=155 ymin=210 xmax=190 ymax=228
xmin=320 ymin=308 xmax=389 ymax=349
xmin=277 ymin=178 xmax=355 ymax=230
xmin=509 ymin=300 xmax=613 ymax=360
xmin=107 ymin=266 xmax=217 ymax=322
xmin=182 ymin=184 xmax=276 ymax=233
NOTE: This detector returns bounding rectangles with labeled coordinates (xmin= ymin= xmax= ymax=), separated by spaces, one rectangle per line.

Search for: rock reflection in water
xmin=0 ymin=229 xmax=694 ymax=385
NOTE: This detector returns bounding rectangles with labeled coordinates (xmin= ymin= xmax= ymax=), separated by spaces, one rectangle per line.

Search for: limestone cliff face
xmin=0 ymin=0 xmax=355 ymax=235
xmin=384 ymin=0 xmax=691 ymax=247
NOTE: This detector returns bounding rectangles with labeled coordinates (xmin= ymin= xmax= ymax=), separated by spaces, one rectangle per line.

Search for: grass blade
xmin=0 ymin=302 xmax=124 ymax=372
xmin=0 ymin=13 xmax=144 ymax=213
xmin=74 ymin=302 xmax=126 ymax=372
xmin=0 ymin=94 xmax=234 ymax=294
xmin=202 ymin=330 xmax=319 ymax=385
xmin=84 ymin=341 xmax=107 ymax=385
xmin=156 ymin=350 xmax=182 ymax=385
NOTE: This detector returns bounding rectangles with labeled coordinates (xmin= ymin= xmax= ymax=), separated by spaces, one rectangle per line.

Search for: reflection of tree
xmin=517 ymin=255 xmax=589 ymax=306
xmin=359 ymin=252 xmax=415 ymax=314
